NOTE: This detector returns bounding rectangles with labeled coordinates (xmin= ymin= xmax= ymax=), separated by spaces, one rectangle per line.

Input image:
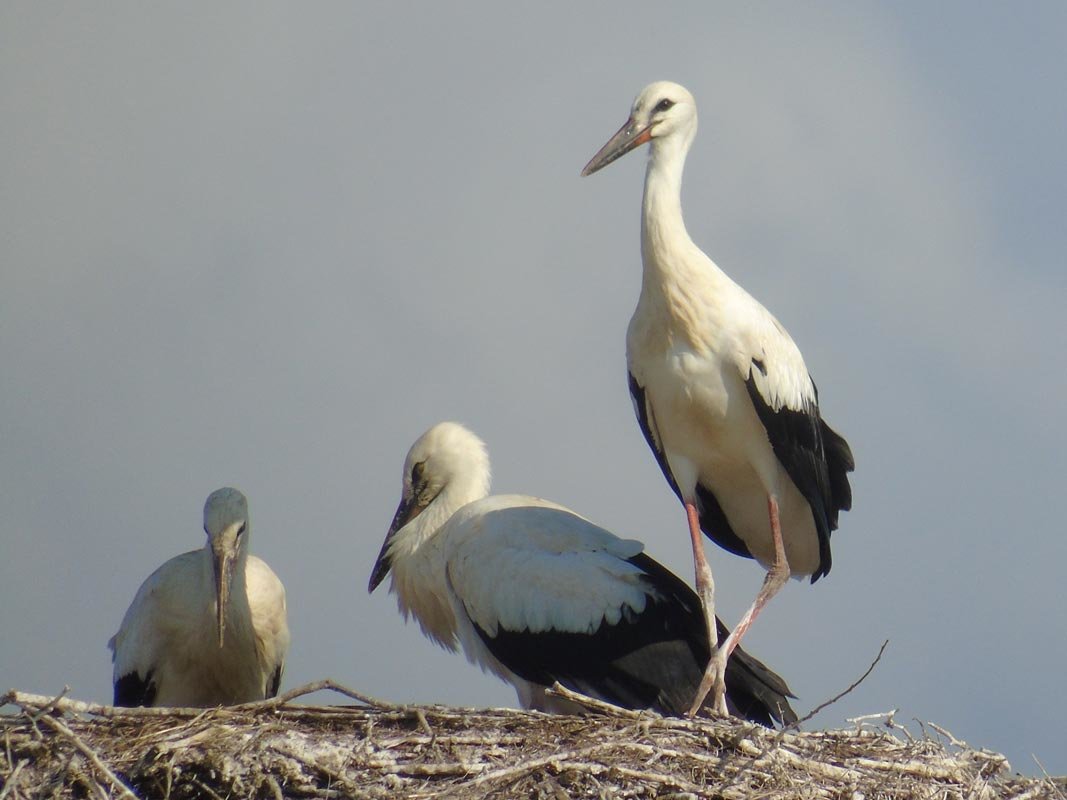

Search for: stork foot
xmin=687 ymin=648 xmax=729 ymax=717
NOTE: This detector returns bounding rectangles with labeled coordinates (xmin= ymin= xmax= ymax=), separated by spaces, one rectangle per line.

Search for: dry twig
xmin=1 ymin=680 xmax=1058 ymax=800
xmin=32 ymin=713 xmax=138 ymax=800
xmin=786 ymin=639 xmax=890 ymax=731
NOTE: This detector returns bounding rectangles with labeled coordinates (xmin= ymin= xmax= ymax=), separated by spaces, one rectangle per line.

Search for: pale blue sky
xmin=2 ymin=2 xmax=1064 ymax=775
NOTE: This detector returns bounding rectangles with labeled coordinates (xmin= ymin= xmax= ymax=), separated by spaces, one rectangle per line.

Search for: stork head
xmin=581 ymin=81 xmax=697 ymax=176
xmin=368 ymin=422 xmax=490 ymax=593
xmin=203 ymin=487 xmax=249 ymax=647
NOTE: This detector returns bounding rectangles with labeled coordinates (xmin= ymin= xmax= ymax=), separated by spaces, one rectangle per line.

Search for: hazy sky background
xmin=3 ymin=2 xmax=1065 ymax=776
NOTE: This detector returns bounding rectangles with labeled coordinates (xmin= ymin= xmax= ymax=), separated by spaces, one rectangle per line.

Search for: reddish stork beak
xmin=581 ymin=117 xmax=654 ymax=176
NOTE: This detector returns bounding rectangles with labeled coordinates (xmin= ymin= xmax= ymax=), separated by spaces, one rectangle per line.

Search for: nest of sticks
xmin=1 ymin=681 xmax=1061 ymax=800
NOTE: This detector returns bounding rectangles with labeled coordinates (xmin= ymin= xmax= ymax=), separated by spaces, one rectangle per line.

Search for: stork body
xmin=368 ymin=422 xmax=797 ymax=726
xmin=582 ymin=81 xmax=853 ymax=715
xmin=109 ymin=488 xmax=289 ymax=707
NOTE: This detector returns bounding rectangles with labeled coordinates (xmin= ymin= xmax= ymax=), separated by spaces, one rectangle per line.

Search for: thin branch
xmin=785 ymin=639 xmax=888 ymax=731
xmin=437 ymin=745 xmax=597 ymax=793
xmin=27 ymin=686 xmax=71 ymax=721
xmin=0 ymin=759 xmax=28 ymax=800
xmin=1030 ymin=756 xmax=1067 ymax=800
xmin=3 ymin=678 xmax=397 ymax=720
xmin=544 ymin=683 xmax=646 ymax=719
xmin=3 ymin=730 xmax=14 ymax=780
xmin=269 ymin=742 xmax=371 ymax=796
xmin=927 ymin=721 xmax=968 ymax=749
xmin=531 ymin=757 xmax=713 ymax=797
xmin=545 ymin=682 xmax=761 ymax=747
xmin=414 ymin=708 xmax=434 ymax=737
xmin=66 ymin=759 xmax=110 ymax=800
xmin=602 ymin=763 xmax=712 ymax=796
xmin=264 ymin=775 xmax=285 ymax=800
xmin=33 ymin=712 xmax=139 ymax=800
xmin=4 ymin=691 xmax=204 ymax=719
xmin=240 ymin=678 xmax=399 ymax=710
xmin=190 ymin=777 xmax=225 ymax=800
xmin=1011 ymin=785 xmax=1058 ymax=800
xmin=846 ymin=710 xmax=898 ymax=727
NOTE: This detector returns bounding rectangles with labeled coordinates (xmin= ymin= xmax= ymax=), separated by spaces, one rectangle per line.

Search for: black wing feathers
xmin=268 ymin=665 xmax=283 ymax=698
xmin=744 ymin=369 xmax=854 ymax=582
xmin=821 ymin=418 xmax=854 ymax=521
xmin=470 ymin=551 xmax=796 ymax=726
xmin=114 ymin=671 xmax=157 ymax=707
xmin=628 ymin=372 xmax=754 ymax=560
xmin=715 ymin=614 xmax=798 ymax=726
xmin=638 ymin=553 xmax=798 ymax=726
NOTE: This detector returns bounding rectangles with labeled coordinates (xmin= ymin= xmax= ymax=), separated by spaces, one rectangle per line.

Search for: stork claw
xmin=687 ymin=648 xmax=729 ymax=717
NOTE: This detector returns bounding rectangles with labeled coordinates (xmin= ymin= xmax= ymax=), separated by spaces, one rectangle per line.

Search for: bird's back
xmin=442 ymin=497 xmax=796 ymax=725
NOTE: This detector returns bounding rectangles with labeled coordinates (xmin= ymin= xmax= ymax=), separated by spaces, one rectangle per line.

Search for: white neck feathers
xmin=388 ymin=455 xmax=490 ymax=649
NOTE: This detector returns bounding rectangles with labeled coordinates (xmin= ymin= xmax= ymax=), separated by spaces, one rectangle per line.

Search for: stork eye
xmin=411 ymin=461 xmax=426 ymax=486
xmin=654 ymin=99 xmax=675 ymax=113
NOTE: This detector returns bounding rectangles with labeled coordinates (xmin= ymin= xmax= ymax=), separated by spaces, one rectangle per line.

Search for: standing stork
xmin=368 ymin=422 xmax=797 ymax=726
xmin=581 ymin=81 xmax=854 ymax=716
xmin=109 ymin=488 xmax=290 ymax=707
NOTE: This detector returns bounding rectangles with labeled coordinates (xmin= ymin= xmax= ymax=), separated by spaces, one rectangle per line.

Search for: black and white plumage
xmin=368 ymin=422 xmax=797 ymax=726
xmin=582 ymin=81 xmax=854 ymax=715
xmin=109 ymin=488 xmax=290 ymax=707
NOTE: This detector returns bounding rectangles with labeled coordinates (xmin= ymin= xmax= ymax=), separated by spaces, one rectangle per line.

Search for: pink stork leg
xmin=684 ymin=501 xmax=729 ymax=717
xmin=718 ymin=495 xmax=791 ymax=667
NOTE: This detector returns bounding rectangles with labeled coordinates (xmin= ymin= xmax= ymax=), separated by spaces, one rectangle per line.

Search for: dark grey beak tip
xmin=367 ymin=533 xmax=396 ymax=594
xmin=581 ymin=117 xmax=649 ymax=180
xmin=368 ymin=493 xmax=419 ymax=594
xmin=368 ymin=549 xmax=392 ymax=593
xmin=581 ymin=146 xmax=615 ymax=178
xmin=367 ymin=569 xmax=385 ymax=594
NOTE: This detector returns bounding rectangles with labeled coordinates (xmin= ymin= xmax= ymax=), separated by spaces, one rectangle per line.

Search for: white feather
xmin=372 ymin=423 xmax=676 ymax=712
xmin=109 ymin=489 xmax=289 ymax=707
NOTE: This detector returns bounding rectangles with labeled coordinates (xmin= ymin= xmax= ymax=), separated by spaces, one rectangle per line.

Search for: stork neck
xmin=231 ymin=550 xmax=250 ymax=589
xmin=641 ymin=139 xmax=698 ymax=283
xmin=400 ymin=470 xmax=489 ymax=559
xmin=387 ymin=467 xmax=489 ymax=650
